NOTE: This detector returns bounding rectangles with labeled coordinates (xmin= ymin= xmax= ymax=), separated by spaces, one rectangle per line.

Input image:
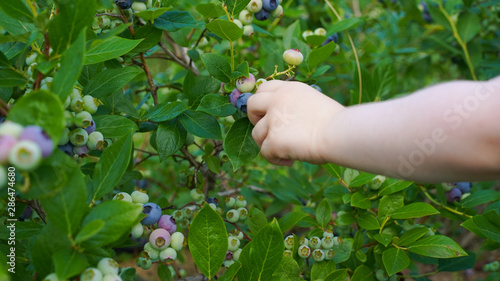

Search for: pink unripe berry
xmin=283 ymin=49 xmax=303 ymax=65
xmin=229 ymin=89 xmax=242 ymax=107
xmin=0 ymin=135 xmax=17 ymax=164
xmin=236 ymin=73 xmax=256 ymax=93
xmin=158 ymin=215 xmax=177 ymax=234
xmin=149 ymin=228 xmax=171 ymax=250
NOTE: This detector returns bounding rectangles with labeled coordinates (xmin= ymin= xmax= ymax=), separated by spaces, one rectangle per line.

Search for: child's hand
xmin=247 ymin=80 xmax=344 ymax=166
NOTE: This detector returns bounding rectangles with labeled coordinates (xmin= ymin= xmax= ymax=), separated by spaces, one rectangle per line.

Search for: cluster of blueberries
xmin=93 ymin=0 xmax=153 ymax=35
xmin=43 ymin=258 xmax=124 ymax=281
xmin=245 ymin=0 xmax=284 ymax=22
xmin=285 ymin=230 xmax=341 ymax=263
xmin=443 ymin=182 xmax=472 ymax=203
xmin=221 ymin=196 xmax=248 ymax=268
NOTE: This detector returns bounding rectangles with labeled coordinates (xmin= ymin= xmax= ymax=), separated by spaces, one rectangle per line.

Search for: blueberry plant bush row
xmin=0 ymin=0 xmax=499 ymax=280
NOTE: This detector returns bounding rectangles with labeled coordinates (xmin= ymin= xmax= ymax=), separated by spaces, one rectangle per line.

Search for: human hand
xmin=247 ymin=80 xmax=344 ymax=166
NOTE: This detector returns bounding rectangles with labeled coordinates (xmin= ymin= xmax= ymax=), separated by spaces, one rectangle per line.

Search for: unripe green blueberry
xmin=237 ymin=207 xmax=248 ymax=221
xmin=25 ymin=52 xmax=38 ymax=66
xmin=270 ymin=5 xmax=284 ymax=18
xmin=283 ymin=49 xmax=303 ymax=65
xmin=369 ymin=175 xmax=386 ymax=190
xmin=299 ymin=237 xmax=308 ymax=246
xmin=132 ymin=2 xmax=147 ymax=12
xmin=183 ymin=208 xmax=193 ymax=219
xmin=131 ymin=190 xmax=149 ymax=204
xmin=209 ymin=203 xmax=217 ymax=210
xmin=484 ymin=263 xmax=493 ymax=272
xmin=160 ymin=247 xmax=177 ymax=261
xmin=87 ymin=131 xmax=105 ymax=150
xmin=321 ymin=236 xmax=333 ymax=249
xmin=82 ymin=95 xmax=100 ymax=114
xmin=64 ymin=110 xmax=74 ymax=127
xmin=461 ymin=192 xmax=471 ymax=200
xmin=375 ymin=269 xmax=388 ymax=281
xmin=298 ymin=245 xmax=311 ymax=258
xmin=229 ymin=229 xmax=244 ymax=240
xmin=223 ymin=260 xmax=235 ymax=268
xmin=325 ymin=249 xmax=335 ymax=260
xmin=198 ymin=37 xmax=209 ymax=47
xmin=332 ymin=236 xmax=340 ymax=246
xmin=226 ymin=209 xmax=240 ymax=223
xmin=42 ymin=273 xmax=60 ymax=281
xmin=314 ymin=27 xmax=327 ymax=36
xmin=233 ymin=19 xmax=243 ymax=29
xmin=70 ymin=88 xmax=82 ymax=100
xmin=323 ymin=230 xmax=334 ymax=238
xmin=70 ymin=128 xmax=89 ymax=146
xmin=63 ymin=95 xmax=71 ymax=109
xmin=490 ymin=261 xmax=500 ymax=271
xmin=136 ymin=257 xmax=152 ymax=270
xmin=243 ymin=25 xmax=254 ymax=37
xmin=113 ymin=192 xmax=132 ymax=202
xmin=228 ymin=236 xmax=240 ymax=251
xmin=71 ymin=98 xmax=85 ymax=112
xmin=225 ymin=197 xmax=236 ymax=208
xmin=309 ymin=236 xmax=321 ymax=249
xmin=9 ymin=141 xmax=42 ymax=171
xmin=441 ymin=182 xmax=456 ymax=192
xmin=97 ymin=258 xmax=119 ymax=275
xmin=101 ymin=16 xmax=111 ymax=28
xmin=284 ymin=249 xmax=293 ymax=257
xmin=131 ymin=222 xmax=144 ymax=238
xmin=235 ymin=195 xmax=247 ymax=208
xmin=247 ymin=0 xmax=263 ymax=12
xmin=239 ymin=9 xmax=253 ymax=24
xmin=146 ymin=0 xmax=153 ymax=8
xmin=179 ymin=219 xmax=190 ymax=229
xmin=284 ymin=235 xmax=294 ymax=250
xmin=172 ymin=209 xmax=184 ymax=221
xmin=302 ymin=30 xmax=314 ymax=40
xmin=74 ymin=111 xmax=93 ymax=128
xmin=170 ymin=232 xmax=184 ymax=251
xmin=58 ymin=128 xmax=70 ymax=146
xmin=312 ymin=249 xmax=325 ymax=262
xmin=144 ymin=242 xmax=161 ymax=260
xmin=80 ymin=267 xmax=103 ymax=281
xmin=0 ymin=121 xmax=24 ymax=138
xmin=102 ymin=274 xmax=122 ymax=281
xmin=190 ymin=189 xmax=205 ymax=202
xmin=233 ymin=248 xmax=242 ymax=262
xmin=255 ymin=78 xmax=267 ymax=88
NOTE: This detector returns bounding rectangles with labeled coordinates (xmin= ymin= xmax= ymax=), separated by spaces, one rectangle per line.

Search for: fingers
xmin=255 ymin=80 xmax=287 ymax=94
xmin=260 ymin=138 xmax=294 ymax=166
xmin=251 ymin=117 xmax=268 ymax=147
xmin=247 ymin=92 xmax=271 ymax=125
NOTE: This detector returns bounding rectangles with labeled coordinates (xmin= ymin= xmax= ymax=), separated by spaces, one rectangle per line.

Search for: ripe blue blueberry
xmin=84 ymin=120 xmax=96 ymax=134
xmin=262 ymin=0 xmax=279 ymax=11
xmin=456 ymin=182 xmax=471 ymax=193
xmin=254 ymin=9 xmax=270 ymax=21
xmin=158 ymin=215 xmax=177 ymax=234
xmin=135 ymin=179 xmax=149 ymax=189
xmin=322 ymin=34 xmax=339 ymax=46
xmin=446 ymin=188 xmax=462 ymax=203
xmin=19 ymin=126 xmax=54 ymax=158
xmin=149 ymin=228 xmax=171 ymax=250
xmin=141 ymin=202 xmax=162 ymax=225
xmin=237 ymin=93 xmax=252 ymax=113
xmin=115 ymin=0 xmax=133 ymax=9
xmin=207 ymin=197 xmax=219 ymax=206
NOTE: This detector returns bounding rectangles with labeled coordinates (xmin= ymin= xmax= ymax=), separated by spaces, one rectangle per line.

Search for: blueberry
xmin=170 ymin=232 xmax=184 ymax=251
xmin=456 ymin=182 xmax=471 ymax=194
xmin=135 ymin=179 xmax=149 ymax=189
xmin=229 ymin=88 xmax=242 ymax=107
xmin=254 ymin=9 xmax=270 ymax=21
xmin=19 ymin=126 xmax=54 ymax=158
xmin=298 ymin=245 xmax=311 ymax=258
xmin=262 ymin=0 xmax=279 ymax=11
xmin=236 ymin=73 xmax=256 ymax=93
xmin=141 ymin=202 xmax=162 ymax=225
xmin=87 ymin=131 xmax=104 ymax=150
xmin=80 ymin=268 xmax=103 ymax=281
xmin=446 ymin=188 xmax=462 ymax=203
xmin=9 ymin=141 xmax=42 ymax=171
xmin=310 ymin=84 xmax=322 ymax=93
xmin=206 ymin=197 xmax=219 ymax=206
xmin=149 ymin=228 xmax=171 ymax=250
xmin=236 ymin=92 xmax=253 ymax=113
xmin=73 ymin=145 xmax=89 ymax=157
xmin=312 ymin=249 xmax=325 ymax=262
xmin=97 ymin=258 xmax=119 ymax=275
xmin=84 ymin=120 xmax=96 ymax=134
xmin=115 ymin=0 xmax=133 ymax=9
xmin=158 ymin=215 xmax=177 ymax=234
xmin=19 ymin=206 xmax=32 ymax=221
xmin=322 ymin=34 xmax=339 ymax=46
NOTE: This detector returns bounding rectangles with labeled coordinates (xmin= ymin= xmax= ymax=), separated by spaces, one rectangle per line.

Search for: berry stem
xmin=266 ymin=65 xmax=296 ymax=80
xmin=418 ymin=185 xmax=473 ymax=219
xmin=223 ymin=219 xmax=252 ymax=241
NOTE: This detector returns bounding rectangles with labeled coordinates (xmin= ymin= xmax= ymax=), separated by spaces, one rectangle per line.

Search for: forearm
xmin=322 ymin=77 xmax=500 ymax=183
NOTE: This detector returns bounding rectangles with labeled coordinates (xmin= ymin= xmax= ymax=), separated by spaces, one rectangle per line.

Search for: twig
xmin=33 ymin=33 xmax=50 ymax=90
xmin=224 ymin=219 xmax=252 ymax=241
xmin=158 ymin=42 xmax=200 ymax=76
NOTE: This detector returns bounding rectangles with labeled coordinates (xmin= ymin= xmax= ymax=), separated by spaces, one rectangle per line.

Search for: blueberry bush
xmin=0 ymin=0 xmax=499 ymax=280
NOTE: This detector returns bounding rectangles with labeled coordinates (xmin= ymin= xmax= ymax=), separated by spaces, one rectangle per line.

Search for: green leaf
xmin=201 ymin=53 xmax=232 ymax=83
xmin=327 ymin=18 xmax=362 ymax=34
xmin=351 ymin=264 xmax=375 ymax=281
xmin=273 ymin=257 xmax=302 ymax=281
xmin=311 ymin=260 xmax=336 ymax=280
xmin=278 ymin=211 xmax=308 ymax=233
xmin=461 ymin=218 xmax=488 ymax=239
xmin=197 ymin=94 xmax=237 ymax=117
xmin=373 ymin=233 xmax=393 ymax=247
xmin=248 ymin=207 xmax=268 ymax=234
xmin=82 ymin=67 xmax=142 ymax=99
xmin=130 ymin=25 xmax=163 ymax=53
xmin=93 ymin=115 xmax=138 ymax=138
xmin=85 ymin=37 xmax=143 ymax=65
xmin=322 ymin=163 xmax=344 ymax=180
xmin=379 ymin=179 xmax=413 ymax=196
xmin=383 ymin=248 xmax=410 ymax=276
xmin=204 ymin=155 xmax=221 ymax=173
xmin=437 ymin=252 xmax=476 ymax=272
xmin=223 ymin=117 xmax=260 ymax=170
xmin=49 ymin=0 xmax=97 ymax=54
xmin=223 ymin=0 xmax=251 ymax=17
xmin=0 ymin=221 xmax=43 ymax=240
xmin=308 ymin=42 xmax=336 ymax=68
xmin=389 ymin=203 xmax=439 ymax=219
xmin=196 ymin=3 xmax=226 ymax=18
xmin=179 ymin=109 xmax=222 ymax=139
xmin=397 ymin=227 xmax=429 ymax=247
xmin=53 ymin=249 xmax=88 ymax=280
xmin=32 ymin=223 xmax=72 ymax=278
xmin=188 ymin=204 xmax=228 ymax=278
xmin=378 ymin=193 xmax=404 ymax=219
xmin=75 ymin=220 xmax=105 ymax=244
xmin=357 ymin=213 xmax=380 ymax=230
xmin=373 ymin=60 xmax=396 ymax=100
xmin=0 ymin=0 xmax=33 ymax=23
xmin=350 ymin=172 xmax=376 ymax=187
xmin=231 ymin=61 xmax=250 ymax=80
xmin=471 ymin=211 xmax=500 ymax=242
xmin=408 ymin=235 xmax=467 ymax=258
xmin=81 ymin=200 xmax=143 ymax=247
xmin=135 ymin=7 xmax=170 ymax=21
xmin=92 ymin=132 xmax=133 ymax=200
xmin=40 ymin=168 xmax=88 ymax=236
xmin=331 ymin=238 xmax=353 ymax=263
xmin=51 ymin=30 xmax=85 ymax=101
xmin=7 ymin=90 xmax=65 ymax=142
xmin=457 ymin=12 xmax=481 ymax=42
xmin=351 ymin=192 xmax=371 ymax=209
xmin=219 ymin=261 xmax=242 ymax=281
xmin=460 ymin=190 xmax=500 ymax=208
xmin=0 ymin=68 xmax=27 ymax=87
xmin=144 ymin=101 xmax=188 ymax=122
xmin=206 ymin=19 xmax=243 ymax=42
xmin=188 ymin=78 xmax=221 ymax=106
xmin=156 ymin=121 xmax=186 ymax=161
xmin=325 ymin=269 xmax=348 ymax=281
xmin=316 ymin=198 xmax=332 ymax=229
xmin=153 ymin=11 xmax=197 ymax=32
xmin=157 ymin=263 xmax=172 ymax=281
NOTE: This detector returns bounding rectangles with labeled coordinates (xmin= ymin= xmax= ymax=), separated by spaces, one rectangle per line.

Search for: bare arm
xmin=248 ymin=76 xmax=500 ymax=183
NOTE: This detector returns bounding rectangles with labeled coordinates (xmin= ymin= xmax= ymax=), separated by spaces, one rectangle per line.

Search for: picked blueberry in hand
xmin=237 ymin=92 xmax=253 ymax=113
